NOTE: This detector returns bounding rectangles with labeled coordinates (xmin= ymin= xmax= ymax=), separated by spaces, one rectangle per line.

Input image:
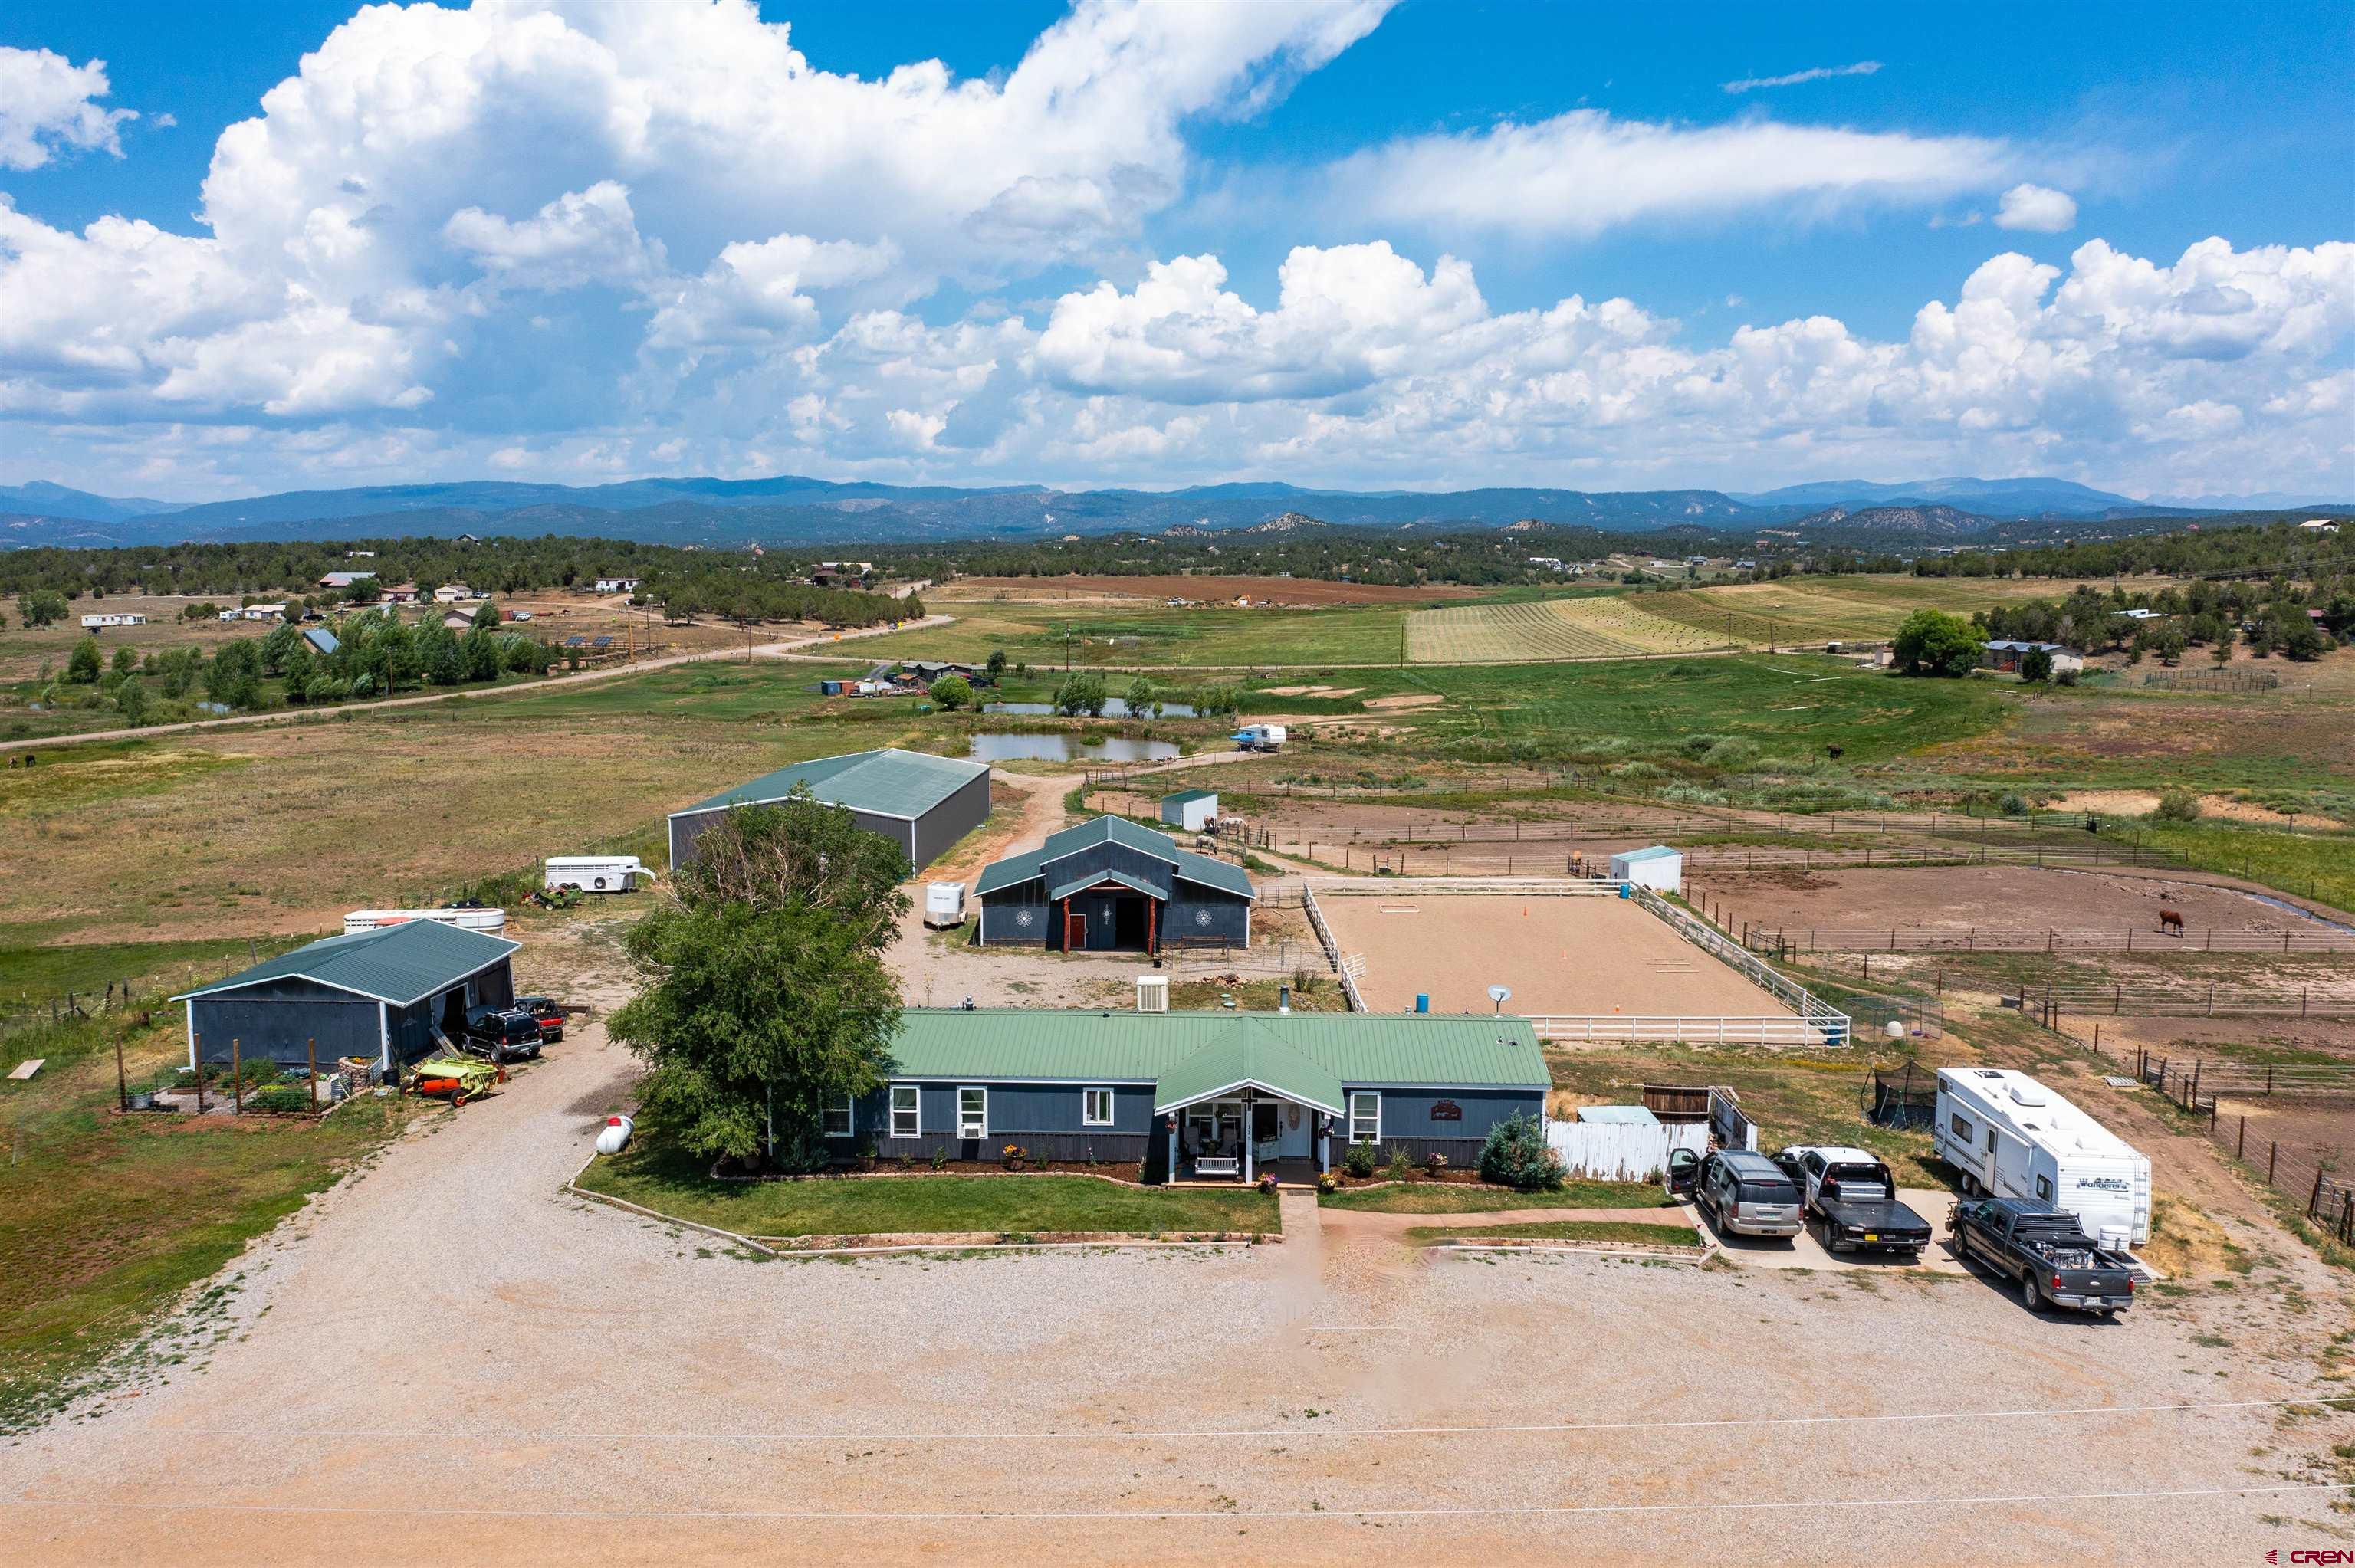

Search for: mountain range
xmin=0 ymin=473 xmax=2301 ymax=551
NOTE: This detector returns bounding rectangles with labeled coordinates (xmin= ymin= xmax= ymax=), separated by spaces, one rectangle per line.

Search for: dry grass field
xmin=1641 ymin=576 xmax=2153 ymax=648
xmin=941 ymin=573 xmax=1482 ymax=606
xmin=1403 ymin=595 xmax=1724 ymax=662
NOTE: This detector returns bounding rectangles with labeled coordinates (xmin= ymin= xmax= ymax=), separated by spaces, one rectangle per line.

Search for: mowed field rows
xmin=1405 ymin=596 xmax=1728 ymax=662
xmin=1644 ymin=576 xmax=2157 ymax=648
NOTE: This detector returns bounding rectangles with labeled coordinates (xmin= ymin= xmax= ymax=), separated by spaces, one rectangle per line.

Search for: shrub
xmin=1383 ymin=1146 xmax=1416 ymax=1183
xmin=1998 ymin=792 xmax=2028 ymax=817
xmin=1341 ymin=1142 xmax=1378 ymax=1179
xmin=249 ymin=1085 xmax=312 ymax=1114
xmin=67 ymin=639 xmax=101 ymax=684
xmin=930 ymin=674 xmax=972 ymax=710
xmin=1477 ymin=1111 xmax=1565 ymax=1192
xmin=2054 ymin=668 xmax=2081 ymax=687
xmin=1891 ymin=609 xmax=1982 ymax=677
xmin=2153 ymin=789 xmax=2202 ymax=822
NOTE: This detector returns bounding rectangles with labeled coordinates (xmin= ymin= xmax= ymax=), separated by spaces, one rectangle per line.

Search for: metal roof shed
xmin=666 ymin=747 xmax=991 ymax=877
xmin=171 ymin=921 xmax=521 ymax=1073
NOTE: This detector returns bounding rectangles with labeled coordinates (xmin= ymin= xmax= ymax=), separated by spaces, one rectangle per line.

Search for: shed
xmin=666 ymin=747 xmax=990 ymax=876
xmin=974 ymin=816 xmax=1254 ymax=953
xmin=301 ymin=627 xmax=340 ymax=657
xmin=170 ymin=921 xmax=519 ymax=1072
xmin=1608 ymin=845 xmax=1683 ymax=894
xmin=1158 ymin=789 xmax=1220 ymax=833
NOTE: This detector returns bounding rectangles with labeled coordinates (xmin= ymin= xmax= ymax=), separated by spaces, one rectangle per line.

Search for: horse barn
xmin=666 ymin=748 xmax=990 ymax=876
xmin=853 ymin=1009 xmax=1549 ymax=1183
xmin=973 ymin=816 xmax=1255 ymax=953
xmin=170 ymin=921 xmax=521 ymax=1072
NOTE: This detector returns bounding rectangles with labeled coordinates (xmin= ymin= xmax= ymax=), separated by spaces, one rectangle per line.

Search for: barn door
xmin=1065 ymin=909 xmax=1088 ymax=950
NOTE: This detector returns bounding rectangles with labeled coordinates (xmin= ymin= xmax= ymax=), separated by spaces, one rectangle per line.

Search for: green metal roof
xmin=1152 ymin=1021 xmax=1345 ymax=1114
xmin=972 ymin=816 xmax=1255 ymax=900
xmin=674 ymin=748 xmax=988 ymax=821
xmin=172 ymin=920 xmax=520 ymax=1008
xmin=883 ymin=1009 xmax=1545 ymax=1094
xmin=1048 ymin=866 xmax=1167 ymax=904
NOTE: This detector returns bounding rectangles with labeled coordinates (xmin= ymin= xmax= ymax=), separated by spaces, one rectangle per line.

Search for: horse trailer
xmin=544 ymin=856 xmax=649 ymax=894
xmin=1933 ymin=1068 xmax=2150 ymax=1246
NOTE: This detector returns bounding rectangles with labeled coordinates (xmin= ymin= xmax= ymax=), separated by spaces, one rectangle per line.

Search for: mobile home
xmin=545 ymin=855 xmax=649 ymax=894
xmin=1933 ymin=1068 xmax=2150 ymax=1245
xmin=80 ymin=612 xmax=147 ymax=629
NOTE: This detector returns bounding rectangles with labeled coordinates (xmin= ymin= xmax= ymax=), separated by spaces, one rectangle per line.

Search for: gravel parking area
xmin=3 ymin=1002 xmax=2349 ymax=1566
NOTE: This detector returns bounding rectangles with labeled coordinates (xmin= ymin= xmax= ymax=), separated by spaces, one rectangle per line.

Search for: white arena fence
xmin=1303 ymin=877 xmax=1854 ymax=1047
xmin=1546 ymin=1118 xmax=1709 ymax=1181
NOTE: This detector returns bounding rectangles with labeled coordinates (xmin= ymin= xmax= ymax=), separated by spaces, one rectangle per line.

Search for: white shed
xmin=1609 ymin=845 xmax=1683 ymax=894
xmin=1158 ymin=789 xmax=1220 ymax=833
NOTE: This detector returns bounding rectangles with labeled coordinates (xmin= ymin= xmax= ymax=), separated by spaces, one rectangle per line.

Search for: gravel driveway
xmin=2 ymin=1015 xmax=2348 ymax=1566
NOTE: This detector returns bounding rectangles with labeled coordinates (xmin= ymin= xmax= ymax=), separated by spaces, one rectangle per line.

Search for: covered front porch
xmin=1153 ymin=1022 xmax=1342 ymax=1186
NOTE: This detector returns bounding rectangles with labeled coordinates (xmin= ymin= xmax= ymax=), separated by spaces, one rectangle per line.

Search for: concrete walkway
xmin=0 ymin=614 xmax=952 ymax=754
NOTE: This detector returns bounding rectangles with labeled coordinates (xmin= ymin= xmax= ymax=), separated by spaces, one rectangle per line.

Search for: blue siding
xmin=977 ymin=854 xmax=1252 ymax=950
xmin=186 ymin=959 xmax=514 ymax=1070
xmin=862 ymin=1077 xmax=1157 ymax=1164
xmin=1345 ymin=1085 xmax=1539 ymax=1141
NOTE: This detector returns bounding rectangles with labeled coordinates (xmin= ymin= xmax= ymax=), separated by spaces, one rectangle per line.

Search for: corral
xmin=1309 ymin=882 xmax=1818 ymax=1042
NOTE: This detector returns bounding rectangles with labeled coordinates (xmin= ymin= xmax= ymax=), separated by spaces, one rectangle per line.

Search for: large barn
xmin=171 ymin=920 xmax=520 ymax=1072
xmin=666 ymin=748 xmax=990 ymax=876
xmin=973 ymin=816 xmax=1255 ymax=953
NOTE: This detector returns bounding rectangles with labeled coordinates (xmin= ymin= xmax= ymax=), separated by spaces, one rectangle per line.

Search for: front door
xmin=1065 ymin=909 xmax=1087 ymax=950
xmin=1252 ymin=1101 xmax=1279 ymax=1155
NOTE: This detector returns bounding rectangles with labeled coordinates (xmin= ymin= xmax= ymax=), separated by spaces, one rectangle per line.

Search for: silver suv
xmin=1696 ymin=1150 xmax=1803 ymax=1239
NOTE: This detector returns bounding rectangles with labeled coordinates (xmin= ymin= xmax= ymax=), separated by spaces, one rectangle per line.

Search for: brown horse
xmin=2159 ymin=909 xmax=2186 ymax=936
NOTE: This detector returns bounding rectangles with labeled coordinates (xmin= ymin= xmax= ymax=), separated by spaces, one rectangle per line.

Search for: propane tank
xmin=594 ymin=1114 xmax=634 ymax=1155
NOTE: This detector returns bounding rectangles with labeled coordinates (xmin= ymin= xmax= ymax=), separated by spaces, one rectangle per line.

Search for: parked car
xmin=1771 ymin=1144 xmax=1933 ymax=1258
xmin=461 ymin=1004 xmax=543 ymax=1062
xmin=1664 ymin=1145 xmax=1701 ymax=1200
xmin=1694 ymin=1149 xmax=1803 ymax=1239
xmin=514 ymin=995 xmax=566 ymax=1042
xmin=1948 ymin=1196 xmax=2136 ymax=1317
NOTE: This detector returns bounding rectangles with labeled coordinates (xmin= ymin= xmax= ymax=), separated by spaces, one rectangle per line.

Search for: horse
xmin=2159 ymin=908 xmax=2186 ymax=937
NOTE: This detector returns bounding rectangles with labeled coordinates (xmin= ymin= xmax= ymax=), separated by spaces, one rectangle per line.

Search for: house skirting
xmin=1328 ymin=1133 xmax=1487 ymax=1169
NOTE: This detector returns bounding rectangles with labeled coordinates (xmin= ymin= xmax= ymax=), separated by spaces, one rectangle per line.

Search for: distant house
xmin=2117 ymin=608 xmax=2163 ymax=622
xmin=1526 ymin=556 xmax=1564 ymax=570
xmin=441 ymin=609 xmax=480 ymax=631
xmin=432 ymin=583 xmax=481 ymax=603
xmin=376 ymin=582 xmax=420 ymax=604
xmin=80 ymin=612 xmax=146 ymax=629
xmin=240 ymin=602 xmax=287 ymax=622
xmin=593 ymin=576 xmax=640 ymax=593
xmin=318 ymin=571 xmax=374 ymax=589
xmin=1982 ymin=639 xmax=2084 ymax=675
xmin=453 ymin=533 xmax=480 ymax=544
xmin=2300 ymin=519 xmax=2340 ymax=534
xmin=344 ymin=549 xmax=376 ymax=559
xmin=301 ymin=627 xmax=340 ymax=657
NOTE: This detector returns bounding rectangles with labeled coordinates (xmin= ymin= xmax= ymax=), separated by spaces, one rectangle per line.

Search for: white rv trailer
xmin=544 ymin=855 xmax=649 ymax=894
xmin=1933 ymin=1068 xmax=2151 ymax=1246
xmin=924 ymin=881 xmax=967 ymax=929
xmin=343 ymin=907 xmax=508 ymax=935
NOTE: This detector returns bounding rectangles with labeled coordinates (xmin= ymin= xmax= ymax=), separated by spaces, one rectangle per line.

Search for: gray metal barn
xmin=973 ymin=816 xmax=1255 ymax=953
xmin=172 ymin=921 xmax=520 ymax=1072
xmin=665 ymin=748 xmax=990 ymax=876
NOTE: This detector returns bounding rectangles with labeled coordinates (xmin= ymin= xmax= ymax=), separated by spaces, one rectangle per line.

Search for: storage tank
xmin=594 ymin=1114 xmax=633 ymax=1155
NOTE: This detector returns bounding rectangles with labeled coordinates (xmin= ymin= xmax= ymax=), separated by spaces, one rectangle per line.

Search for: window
xmin=822 ymin=1097 xmax=853 ymax=1139
xmin=1082 ymin=1087 xmax=1115 ymax=1127
xmin=1348 ymin=1091 xmax=1381 ymax=1144
xmin=1949 ymin=1113 xmax=1973 ymax=1142
xmin=2035 ymin=1175 xmax=2053 ymax=1201
xmin=958 ymin=1086 xmax=987 ymax=1140
xmin=890 ymin=1084 xmax=919 ymax=1139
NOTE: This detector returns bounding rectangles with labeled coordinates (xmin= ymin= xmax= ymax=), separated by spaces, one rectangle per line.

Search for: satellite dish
xmin=1487 ymin=982 xmax=1512 ymax=1014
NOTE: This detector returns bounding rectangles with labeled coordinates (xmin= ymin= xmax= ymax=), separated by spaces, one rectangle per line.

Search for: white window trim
xmin=1082 ymin=1087 xmax=1115 ymax=1127
xmin=890 ymin=1084 xmax=920 ymax=1139
xmin=823 ymin=1096 xmax=855 ymax=1138
xmin=1348 ymin=1091 xmax=1381 ymax=1144
xmin=957 ymin=1085 xmax=987 ymax=1140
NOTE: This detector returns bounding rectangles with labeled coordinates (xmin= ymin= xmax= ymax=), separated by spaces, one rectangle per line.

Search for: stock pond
xmin=967 ymin=733 xmax=1183 ymax=763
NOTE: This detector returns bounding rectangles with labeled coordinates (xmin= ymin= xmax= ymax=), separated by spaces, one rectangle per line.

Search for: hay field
xmin=1404 ymin=596 xmax=1727 ymax=663
xmin=1641 ymin=576 xmax=2150 ymax=648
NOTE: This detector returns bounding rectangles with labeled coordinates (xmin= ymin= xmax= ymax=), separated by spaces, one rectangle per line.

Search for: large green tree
xmin=1891 ymin=609 xmax=1982 ymax=677
xmin=612 ymin=793 xmax=911 ymax=1166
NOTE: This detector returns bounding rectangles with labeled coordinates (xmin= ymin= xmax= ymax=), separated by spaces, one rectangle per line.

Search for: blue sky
xmin=2 ymin=0 xmax=2350 ymax=502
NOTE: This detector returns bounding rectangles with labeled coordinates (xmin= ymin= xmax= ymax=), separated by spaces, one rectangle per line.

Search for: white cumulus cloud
xmin=1995 ymin=182 xmax=2079 ymax=233
xmin=0 ymin=48 xmax=140 ymax=170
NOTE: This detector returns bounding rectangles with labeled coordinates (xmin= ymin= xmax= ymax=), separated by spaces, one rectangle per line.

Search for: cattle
xmin=2159 ymin=908 xmax=2186 ymax=936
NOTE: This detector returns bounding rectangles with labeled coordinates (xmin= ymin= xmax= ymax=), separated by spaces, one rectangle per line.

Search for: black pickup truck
xmin=1949 ymin=1197 xmax=2136 ymax=1317
xmin=1772 ymin=1146 xmax=1933 ymax=1258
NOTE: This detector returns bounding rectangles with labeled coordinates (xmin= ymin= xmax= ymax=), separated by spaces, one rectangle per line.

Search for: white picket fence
xmin=1546 ymin=1118 xmax=1710 ymax=1181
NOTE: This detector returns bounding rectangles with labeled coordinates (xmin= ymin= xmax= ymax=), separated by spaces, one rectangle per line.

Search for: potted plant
xmin=1315 ymin=1172 xmax=1338 ymax=1195
xmin=1424 ymin=1150 xmax=1450 ymax=1177
xmin=1256 ymin=1172 xmax=1279 ymax=1194
xmin=1002 ymin=1142 xmax=1028 ymax=1171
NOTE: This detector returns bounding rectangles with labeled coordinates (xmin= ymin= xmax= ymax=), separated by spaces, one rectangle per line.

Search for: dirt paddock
xmin=1698 ymin=864 xmax=2348 ymax=938
xmin=1316 ymin=890 xmax=1798 ymax=1021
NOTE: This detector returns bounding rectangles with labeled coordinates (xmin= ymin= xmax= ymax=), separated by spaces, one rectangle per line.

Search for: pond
xmin=984 ymin=699 xmax=1198 ymax=718
xmin=967 ymin=733 xmax=1183 ymax=763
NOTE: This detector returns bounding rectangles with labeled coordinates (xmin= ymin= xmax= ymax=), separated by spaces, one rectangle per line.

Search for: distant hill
xmin=0 ymin=471 xmax=2288 ymax=550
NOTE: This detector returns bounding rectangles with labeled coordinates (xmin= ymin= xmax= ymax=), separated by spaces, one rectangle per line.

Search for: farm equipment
xmin=407 ymin=1056 xmax=501 ymax=1107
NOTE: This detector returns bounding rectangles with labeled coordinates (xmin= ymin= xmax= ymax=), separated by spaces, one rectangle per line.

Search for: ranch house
xmin=973 ymin=816 xmax=1254 ymax=954
xmin=845 ymin=1009 xmax=1549 ymax=1184
xmin=1981 ymin=639 xmax=2083 ymax=675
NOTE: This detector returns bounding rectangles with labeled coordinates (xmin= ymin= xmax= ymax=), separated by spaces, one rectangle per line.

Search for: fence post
xmin=232 ymin=1038 xmax=243 ymax=1116
xmin=2237 ymin=1115 xmax=2245 ymax=1159
xmin=2311 ymin=1167 xmax=2326 ymax=1218
xmin=115 ymin=1033 xmax=129 ymax=1113
xmin=2268 ymin=1141 xmax=2278 ymax=1185
xmin=307 ymin=1038 xmax=319 ymax=1113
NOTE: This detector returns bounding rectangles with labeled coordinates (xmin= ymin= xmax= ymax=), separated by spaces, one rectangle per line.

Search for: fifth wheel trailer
xmin=1933 ymin=1068 xmax=2150 ymax=1246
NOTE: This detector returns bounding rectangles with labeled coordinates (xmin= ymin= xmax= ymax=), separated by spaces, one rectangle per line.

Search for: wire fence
xmin=2030 ymin=982 xmax=2355 ymax=1020
xmin=1743 ymin=924 xmax=2355 ymax=956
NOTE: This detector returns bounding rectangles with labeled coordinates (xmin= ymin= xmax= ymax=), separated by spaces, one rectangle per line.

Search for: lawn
xmin=0 ymin=989 xmax=415 ymax=1433
xmin=579 ymin=1139 xmax=1280 ymax=1236
xmin=1407 ymin=1219 xmax=1703 ymax=1248
xmin=1320 ymin=1179 xmax=1674 ymax=1212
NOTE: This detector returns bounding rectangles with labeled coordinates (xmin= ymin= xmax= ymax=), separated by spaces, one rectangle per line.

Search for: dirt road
xmin=0 ymin=615 xmax=952 ymax=754
xmin=4 ymin=989 xmax=2347 ymax=1564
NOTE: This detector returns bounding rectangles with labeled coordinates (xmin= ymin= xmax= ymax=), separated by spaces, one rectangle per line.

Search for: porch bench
xmin=1193 ymin=1153 xmax=1241 ymax=1179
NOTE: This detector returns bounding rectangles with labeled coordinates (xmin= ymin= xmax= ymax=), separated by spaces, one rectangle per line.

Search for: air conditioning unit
xmin=1135 ymin=975 xmax=1169 ymax=1014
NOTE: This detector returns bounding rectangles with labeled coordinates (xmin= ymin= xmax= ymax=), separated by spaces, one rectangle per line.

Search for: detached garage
xmin=172 ymin=921 xmax=521 ymax=1073
xmin=1608 ymin=845 xmax=1683 ymax=894
xmin=667 ymin=748 xmax=990 ymax=877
